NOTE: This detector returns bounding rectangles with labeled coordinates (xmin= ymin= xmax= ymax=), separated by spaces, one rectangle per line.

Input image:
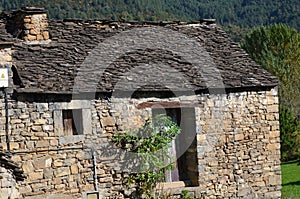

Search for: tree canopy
xmin=0 ymin=0 xmax=299 ymax=32
xmin=242 ymin=24 xmax=300 ymax=110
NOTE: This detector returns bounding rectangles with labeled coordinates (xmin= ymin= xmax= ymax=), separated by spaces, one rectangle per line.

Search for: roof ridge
xmin=58 ymin=18 xmax=217 ymax=26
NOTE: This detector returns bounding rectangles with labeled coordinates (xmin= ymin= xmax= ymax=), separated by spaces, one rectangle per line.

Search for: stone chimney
xmin=5 ymin=7 xmax=49 ymax=42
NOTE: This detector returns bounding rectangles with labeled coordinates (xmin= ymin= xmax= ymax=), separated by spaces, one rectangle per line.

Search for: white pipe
xmin=92 ymin=149 xmax=99 ymax=191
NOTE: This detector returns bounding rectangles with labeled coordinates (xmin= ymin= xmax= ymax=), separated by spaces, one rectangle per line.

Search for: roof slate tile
xmin=5 ymin=20 xmax=278 ymax=93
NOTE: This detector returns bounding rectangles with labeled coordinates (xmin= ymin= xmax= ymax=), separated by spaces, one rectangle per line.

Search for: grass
xmin=281 ymin=160 xmax=300 ymax=199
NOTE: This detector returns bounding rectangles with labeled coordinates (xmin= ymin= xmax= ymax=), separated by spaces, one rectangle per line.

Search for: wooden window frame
xmin=53 ymin=100 xmax=92 ymax=137
xmin=62 ymin=109 xmax=83 ymax=136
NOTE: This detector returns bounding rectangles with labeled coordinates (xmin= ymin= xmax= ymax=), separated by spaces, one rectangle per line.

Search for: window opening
xmin=152 ymin=107 xmax=198 ymax=186
xmin=62 ymin=109 xmax=83 ymax=136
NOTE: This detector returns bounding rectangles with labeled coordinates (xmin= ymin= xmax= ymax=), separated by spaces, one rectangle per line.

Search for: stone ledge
xmin=58 ymin=135 xmax=85 ymax=145
xmin=157 ymin=181 xmax=186 ymax=190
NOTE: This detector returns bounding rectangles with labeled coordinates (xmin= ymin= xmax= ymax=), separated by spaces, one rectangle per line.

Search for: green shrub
xmin=280 ymin=107 xmax=300 ymax=162
xmin=112 ymin=114 xmax=181 ymax=198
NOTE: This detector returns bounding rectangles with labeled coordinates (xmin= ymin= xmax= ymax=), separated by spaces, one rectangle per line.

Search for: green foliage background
xmin=0 ymin=0 xmax=299 ymax=31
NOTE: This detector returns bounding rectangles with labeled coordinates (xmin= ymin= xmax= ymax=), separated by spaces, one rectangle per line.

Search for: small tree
xmin=241 ymin=24 xmax=300 ymax=109
xmin=112 ymin=114 xmax=181 ymax=198
xmin=280 ymin=107 xmax=300 ymax=161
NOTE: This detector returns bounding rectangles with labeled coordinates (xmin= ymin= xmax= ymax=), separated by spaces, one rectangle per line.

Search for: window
xmin=152 ymin=107 xmax=199 ymax=186
xmin=53 ymin=100 xmax=92 ymax=137
xmin=62 ymin=109 xmax=83 ymax=136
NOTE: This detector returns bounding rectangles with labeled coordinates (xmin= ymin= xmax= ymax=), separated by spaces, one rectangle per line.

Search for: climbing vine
xmin=112 ymin=114 xmax=181 ymax=198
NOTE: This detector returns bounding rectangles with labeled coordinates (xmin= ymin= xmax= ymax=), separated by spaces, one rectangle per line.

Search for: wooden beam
xmin=137 ymin=101 xmax=204 ymax=109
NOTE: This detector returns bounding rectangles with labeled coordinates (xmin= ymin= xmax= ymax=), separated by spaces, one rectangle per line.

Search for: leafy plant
xmin=112 ymin=114 xmax=181 ymax=198
xmin=179 ymin=190 xmax=205 ymax=199
xmin=241 ymin=24 xmax=300 ymax=111
xmin=180 ymin=190 xmax=193 ymax=199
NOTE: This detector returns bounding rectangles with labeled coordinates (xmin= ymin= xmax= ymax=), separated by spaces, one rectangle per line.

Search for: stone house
xmin=0 ymin=7 xmax=281 ymax=199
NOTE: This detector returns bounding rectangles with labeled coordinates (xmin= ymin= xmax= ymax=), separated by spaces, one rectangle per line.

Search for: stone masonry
xmin=0 ymin=6 xmax=281 ymax=199
xmin=0 ymin=88 xmax=281 ymax=198
xmin=0 ymin=164 xmax=20 ymax=199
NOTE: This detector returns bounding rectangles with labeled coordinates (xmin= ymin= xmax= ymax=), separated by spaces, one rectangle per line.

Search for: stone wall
xmin=0 ymin=98 xmax=126 ymax=199
xmin=195 ymin=90 xmax=281 ymax=198
xmin=0 ymin=149 xmax=25 ymax=199
xmin=107 ymin=89 xmax=281 ymax=198
xmin=0 ymin=165 xmax=20 ymax=199
xmin=0 ymin=87 xmax=281 ymax=198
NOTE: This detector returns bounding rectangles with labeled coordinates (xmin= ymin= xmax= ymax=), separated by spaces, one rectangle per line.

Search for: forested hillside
xmin=1 ymin=0 xmax=299 ymax=30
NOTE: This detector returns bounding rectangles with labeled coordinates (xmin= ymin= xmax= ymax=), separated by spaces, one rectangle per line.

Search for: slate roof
xmin=8 ymin=19 xmax=277 ymax=94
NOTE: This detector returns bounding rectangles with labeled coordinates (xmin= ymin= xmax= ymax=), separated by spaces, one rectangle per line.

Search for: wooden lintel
xmin=137 ymin=101 xmax=203 ymax=109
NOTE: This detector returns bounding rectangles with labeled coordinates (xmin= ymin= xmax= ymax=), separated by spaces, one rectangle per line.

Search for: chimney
xmin=6 ymin=7 xmax=49 ymax=42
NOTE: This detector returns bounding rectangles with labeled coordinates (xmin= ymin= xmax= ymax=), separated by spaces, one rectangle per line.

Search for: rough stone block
xmin=26 ymin=141 xmax=35 ymax=149
xmin=34 ymin=119 xmax=47 ymax=125
xmin=42 ymin=125 xmax=53 ymax=131
xmin=29 ymin=28 xmax=40 ymax=35
xmin=24 ymin=23 xmax=35 ymax=30
xmin=19 ymin=114 xmax=29 ymax=119
xmin=18 ymin=185 xmax=32 ymax=194
xmin=268 ymin=175 xmax=281 ymax=186
xmin=50 ymin=139 xmax=58 ymax=146
xmin=264 ymin=191 xmax=281 ymax=199
xmin=36 ymin=140 xmax=49 ymax=148
xmin=28 ymin=172 xmax=43 ymax=181
xmin=267 ymin=105 xmax=278 ymax=113
xmin=234 ymin=133 xmax=244 ymax=141
xmin=267 ymin=143 xmax=280 ymax=150
xmin=54 ymin=167 xmax=70 ymax=177
xmin=43 ymin=31 xmax=49 ymax=40
xmin=76 ymin=151 xmax=92 ymax=160
xmin=237 ymin=187 xmax=250 ymax=197
xmin=25 ymin=35 xmax=37 ymax=41
xmin=10 ymin=119 xmax=22 ymax=124
xmin=70 ymin=164 xmax=79 ymax=174
xmin=53 ymin=161 xmax=63 ymax=167
xmin=43 ymin=168 xmax=53 ymax=179
xmin=269 ymin=131 xmax=279 ymax=139
xmin=23 ymin=17 xmax=31 ymax=23
xmin=10 ymin=142 xmax=19 ymax=150
xmin=101 ymin=116 xmax=115 ymax=127
xmin=22 ymin=161 xmax=34 ymax=173
xmin=59 ymin=135 xmax=84 ymax=145
xmin=36 ymin=34 xmax=44 ymax=40
xmin=24 ymin=194 xmax=73 ymax=199
xmin=31 ymin=126 xmax=42 ymax=132
xmin=33 ymin=156 xmax=52 ymax=169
